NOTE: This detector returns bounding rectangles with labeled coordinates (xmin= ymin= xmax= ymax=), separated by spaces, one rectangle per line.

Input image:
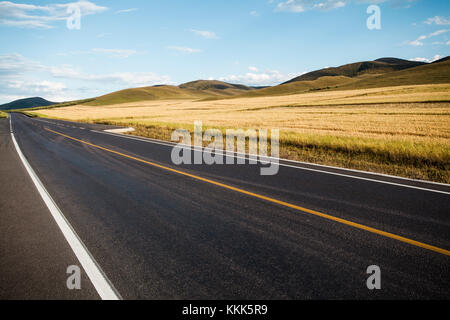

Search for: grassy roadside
xmin=0 ymin=111 xmax=8 ymax=118
xmin=87 ymin=119 xmax=449 ymax=183
xmin=27 ymin=84 xmax=450 ymax=184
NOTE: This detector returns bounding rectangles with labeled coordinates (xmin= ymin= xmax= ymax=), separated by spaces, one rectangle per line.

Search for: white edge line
xmin=89 ymin=129 xmax=450 ymax=196
xmin=10 ymin=117 xmax=121 ymax=300
xmin=104 ymin=128 xmax=135 ymax=134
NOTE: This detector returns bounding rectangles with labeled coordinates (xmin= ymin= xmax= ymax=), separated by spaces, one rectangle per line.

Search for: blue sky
xmin=0 ymin=0 xmax=449 ymax=103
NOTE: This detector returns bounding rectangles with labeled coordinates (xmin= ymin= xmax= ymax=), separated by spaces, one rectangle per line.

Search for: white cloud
xmin=248 ymin=66 xmax=259 ymax=72
xmin=406 ymin=29 xmax=449 ymax=46
xmin=409 ymin=54 xmax=442 ymax=63
xmin=190 ymin=29 xmax=218 ymax=39
xmin=250 ymin=11 xmax=260 ymax=16
xmin=276 ymin=0 xmax=306 ymax=13
xmin=92 ymin=48 xmax=138 ymax=58
xmin=424 ymin=16 xmax=450 ymax=25
xmin=49 ymin=64 xmax=171 ymax=86
xmin=115 ymin=8 xmax=137 ymax=14
xmin=0 ymin=53 xmax=44 ymax=74
xmin=429 ymin=29 xmax=449 ymax=37
xmin=274 ymin=0 xmax=419 ymax=13
xmin=389 ymin=0 xmax=416 ymax=8
xmin=275 ymin=0 xmax=347 ymax=13
xmin=0 ymin=53 xmax=171 ymax=103
xmin=0 ymin=94 xmax=29 ymax=103
xmin=97 ymin=32 xmax=111 ymax=38
xmin=218 ymin=69 xmax=300 ymax=86
xmin=1 ymin=78 xmax=70 ymax=102
xmin=168 ymin=46 xmax=202 ymax=54
xmin=82 ymin=72 xmax=171 ymax=86
xmin=0 ymin=1 xmax=107 ymax=29
xmin=54 ymin=48 xmax=141 ymax=58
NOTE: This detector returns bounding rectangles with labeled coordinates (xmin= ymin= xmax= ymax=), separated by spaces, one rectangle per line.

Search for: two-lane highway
xmin=3 ymin=113 xmax=449 ymax=299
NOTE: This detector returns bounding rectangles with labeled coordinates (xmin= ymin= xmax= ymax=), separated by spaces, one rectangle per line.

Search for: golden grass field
xmin=33 ymin=84 xmax=450 ymax=183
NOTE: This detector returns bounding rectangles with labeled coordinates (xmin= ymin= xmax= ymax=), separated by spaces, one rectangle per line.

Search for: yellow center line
xmin=44 ymin=127 xmax=450 ymax=257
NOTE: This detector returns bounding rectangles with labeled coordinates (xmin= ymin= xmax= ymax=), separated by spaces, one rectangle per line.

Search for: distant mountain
xmin=238 ymin=57 xmax=450 ymax=98
xmin=432 ymin=56 xmax=450 ymax=64
xmin=283 ymin=58 xmax=426 ymax=84
xmin=7 ymin=57 xmax=447 ymax=108
xmin=337 ymin=56 xmax=450 ymax=90
xmin=0 ymin=97 xmax=57 ymax=111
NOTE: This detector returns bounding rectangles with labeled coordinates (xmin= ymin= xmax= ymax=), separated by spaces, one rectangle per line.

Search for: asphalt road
xmin=1 ymin=113 xmax=449 ymax=299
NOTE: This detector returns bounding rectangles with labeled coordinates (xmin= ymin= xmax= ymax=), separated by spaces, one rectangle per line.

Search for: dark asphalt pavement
xmin=0 ymin=116 xmax=98 ymax=299
xmin=1 ymin=113 xmax=449 ymax=299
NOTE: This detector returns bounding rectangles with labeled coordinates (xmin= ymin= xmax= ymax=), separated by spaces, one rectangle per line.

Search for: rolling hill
xmin=0 ymin=97 xmax=57 ymax=111
xmin=283 ymin=58 xmax=426 ymax=84
xmin=236 ymin=57 xmax=450 ymax=98
xmin=85 ymin=81 xmax=255 ymax=106
xmin=179 ymin=80 xmax=255 ymax=96
xmin=5 ymin=57 xmax=449 ymax=108
xmin=337 ymin=56 xmax=450 ymax=90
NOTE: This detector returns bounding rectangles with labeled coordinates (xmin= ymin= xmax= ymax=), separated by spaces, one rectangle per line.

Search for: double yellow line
xmin=45 ymin=127 xmax=450 ymax=257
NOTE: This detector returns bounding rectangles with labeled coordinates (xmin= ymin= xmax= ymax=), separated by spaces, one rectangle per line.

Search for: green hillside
xmin=236 ymin=76 xmax=354 ymax=98
xmin=337 ymin=57 xmax=450 ymax=90
xmin=85 ymin=85 xmax=211 ymax=106
xmin=234 ymin=56 xmax=450 ymax=98
xmin=179 ymin=80 xmax=255 ymax=96
xmin=86 ymin=81 xmax=256 ymax=106
xmin=284 ymin=58 xmax=426 ymax=84
xmin=0 ymin=97 xmax=57 ymax=111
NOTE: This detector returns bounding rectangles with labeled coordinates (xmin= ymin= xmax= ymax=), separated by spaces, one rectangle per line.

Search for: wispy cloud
xmin=96 ymin=32 xmax=111 ymax=38
xmin=409 ymin=54 xmax=442 ymax=63
xmin=218 ymin=69 xmax=301 ymax=86
xmin=0 ymin=0 xmax=107 ymax=29
xmin=274 ymin=0 xmax=417 ymax=13
xmin=406 ymin=29 xmax=449 ymax=46
xmin=389 ymin=0 xmax=417 ymax=8
xmin=0 ymin=54 xmax=71 ymax=102
xmin=47 ymin=63 xmax=170 ymax=86
xmin=1 ymin=79 xmax=72 ymax=102
xmin=424 ymin=16 xmax=450 ymax=26
xmin=0 ymin=53 xmax=45 ymax=75
xmin=190 ymin=29 xmax=218 ymax=39
xmin=55 ymin=48 xmax=141 ymax=58
xmin=275 ymin=0 xmax=347 ymax=13
xmin=92 ymin=48 xmax=139 ymax=58
xmin=52 ymin=68 xmax=171 ymax=86
xmin=115 ymin=8 xmax=137 ymax=14
xmin=0 ymin=53 xmax=171 ymax=103
xmin=168 ymin=46 xmax=202 ymax=54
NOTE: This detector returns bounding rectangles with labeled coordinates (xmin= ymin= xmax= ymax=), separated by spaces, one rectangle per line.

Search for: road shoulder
xmin=0 ymin=118 xmax=98 ymax=299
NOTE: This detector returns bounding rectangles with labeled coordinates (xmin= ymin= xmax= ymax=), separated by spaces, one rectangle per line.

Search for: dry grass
xmin=33 ymin=84 xmax=450 ymax=183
